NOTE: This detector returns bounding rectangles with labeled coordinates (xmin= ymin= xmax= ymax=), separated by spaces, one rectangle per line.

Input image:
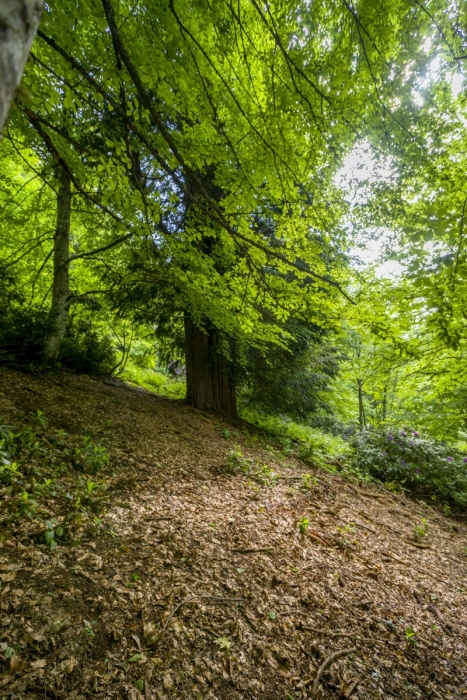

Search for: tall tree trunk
xmin=381 ymin=380 xmax=388 ymax=422
xmin=0 ymin=0 xmax=43 ymax=133
xmin=43 ymin=166 xmax=71 ymax=366
xmin=357 ymin=378 xmax=366 ymax=429
xmin=184 ymin=315 xmax=237 ymax=418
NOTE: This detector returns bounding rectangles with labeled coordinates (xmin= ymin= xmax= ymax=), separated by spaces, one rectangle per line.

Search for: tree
xmin=42 ymin=165 xmax=72 ymax=366
xmin=2 ymin=0 xmax=461 ymax=418
xmin=0 ymin=0 xmax=43 ymax=132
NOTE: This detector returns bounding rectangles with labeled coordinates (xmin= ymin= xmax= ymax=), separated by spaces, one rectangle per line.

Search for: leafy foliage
xmin=350 ymin=428 xmax=467 ymax=509
xmin=0 ymin=295 xmax=116 ymax=374
xmin=240 ymin=322 xmax=341 ymax=420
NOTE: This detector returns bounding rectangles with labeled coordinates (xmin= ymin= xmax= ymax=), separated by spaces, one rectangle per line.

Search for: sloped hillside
xmin=0 ymin=368 xmax=466 ymax=699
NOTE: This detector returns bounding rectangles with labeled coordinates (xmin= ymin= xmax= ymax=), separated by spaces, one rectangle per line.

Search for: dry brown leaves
xmin=0 ymin=367 xmax=467 ymax=699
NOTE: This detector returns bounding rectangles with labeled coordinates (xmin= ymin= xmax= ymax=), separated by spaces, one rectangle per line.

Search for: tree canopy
xmin=1 ymin=0 xmax=467 ymax=427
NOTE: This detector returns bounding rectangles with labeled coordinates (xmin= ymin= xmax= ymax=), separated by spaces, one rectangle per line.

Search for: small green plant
xmin=33 ymin=477 xmax=57 ymax=496
xmin=32 ymin=410 xmax=49 ymax=430
xmin=413 ymin=517 xmax=428 ymax=539
xmin=298 ymin=516 xmax=309 ymax=534
xmin=44 ymin=518 xmax=65 ymax=550
xmin=74 ymin=477 xmax=105 ymax=510
xmin=83 ymin=620 xmax=95 ymax=638
xmin=215 ymin=636 xmax=231 ymax=651
xmin=14 ymin=490 xmax=38 ymax=519
xmin=73 ymin=436 xmax=109 ymax=474
xmin=221 ymin=446 xmax=251 ymax=474
xmin=405 ymin=625 xmax=416 ymax=646
xmin=301 ymin=473 xmax=318 ymax=490
xmin=0 ymin=459 xmax=21 ymax=484
xmin=254 ymin=464 xmax=278 ymax=486
xmin=336 ymin=522 xmax=355 ymax=536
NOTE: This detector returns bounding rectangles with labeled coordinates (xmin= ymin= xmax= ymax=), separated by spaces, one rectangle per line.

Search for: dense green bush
xmin=350 ymin=427 xmax=467 ymax=510
xmin=59 ymin=318 xmax=116 ymax=375
xmin=0 ymin=300 xmax=115 ymax=375
xmin=308 ymin=414 xmax=351 ymax=436
xmin=0 ymin=304 xmax=51 ymax=368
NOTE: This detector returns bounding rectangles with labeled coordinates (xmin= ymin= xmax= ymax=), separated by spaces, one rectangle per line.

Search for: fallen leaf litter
xmin=0 ymin=367 xmax=466 ymax=699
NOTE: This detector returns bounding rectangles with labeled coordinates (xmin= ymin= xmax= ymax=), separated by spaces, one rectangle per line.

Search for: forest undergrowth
xmin=1 ymin=368 xmax=467 ymax=700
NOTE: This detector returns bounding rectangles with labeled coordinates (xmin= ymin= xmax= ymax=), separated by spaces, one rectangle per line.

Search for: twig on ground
xmin=407 ymin=540 xmax=431 ymax=549
xmin=358 ymin=490 xmax=389 ymax=500
xmin=312 ymin=647 xmax=357 ymax=696
xmin=357 ymin=511 xmax=386 ymax=528
xmin=355 ymin=521 xmax=378 ymax=535
xmin=428 ymin=604 xmax=452 ymax=630
xmin=306 ymin=532 xmax=333 ymax=547
xmin=344 ymin=676 xmax=361 ymax=698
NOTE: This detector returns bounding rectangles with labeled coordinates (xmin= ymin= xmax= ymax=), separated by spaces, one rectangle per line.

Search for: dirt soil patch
xmin=1 ymin=368 xmax=467 ymax=699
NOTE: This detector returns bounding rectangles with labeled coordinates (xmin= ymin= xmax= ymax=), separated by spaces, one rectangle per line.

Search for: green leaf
xmin=44 ymin=530 xmax=55 ymax=544
xmin=215 ymin=636 xmax=231 ymax=650
xmin=128 ymin=653 xmax=143 ymax=663
xmin=269 ymin=611 xmax=276 ymax=620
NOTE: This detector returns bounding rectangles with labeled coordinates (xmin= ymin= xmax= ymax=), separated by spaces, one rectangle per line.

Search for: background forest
xmin=2 ymin=0 xmax=467 ymax=510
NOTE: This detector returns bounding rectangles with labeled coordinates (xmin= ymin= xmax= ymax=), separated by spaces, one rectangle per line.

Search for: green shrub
xmin=60 ymin=318 xmax=116 ymax=375
xmin=0 ymin=301 xmax=115 ymax=375
xmin=241 ymin=407 xmax=351 ymax=468
xmin=0 ymin=305 xmax=51 ymax=368
xmin=350 ymin=428 xmax=467 ymax=509
xmin=72 ymin=436 xmax=109 ymax=474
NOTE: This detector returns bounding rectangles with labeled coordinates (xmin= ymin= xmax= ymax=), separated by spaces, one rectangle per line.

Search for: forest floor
xmin=1 ymin=368 xmax=467 ymax=700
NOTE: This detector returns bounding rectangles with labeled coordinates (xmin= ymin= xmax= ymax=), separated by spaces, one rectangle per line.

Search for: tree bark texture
xmin=184 ymin=315 xmax=237 ymax=418
xmin=0 ymin=0 xmax=43 ymax=133
xmin=43 ymin=167 xmax=72 ymax=366
xmin=357 ymin=378 xmax=366 ymax=429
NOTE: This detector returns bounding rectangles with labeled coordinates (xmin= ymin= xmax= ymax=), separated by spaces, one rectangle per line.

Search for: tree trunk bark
xmin=0 ymin=0 xmax=43 ymax=133
xmin=357 ymin=378 xmax=366 ymax=429
xmin=43 ymin=166 xmax=71 ymax=366
xmin=184 ymin=315 xmax=237 ymax=418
